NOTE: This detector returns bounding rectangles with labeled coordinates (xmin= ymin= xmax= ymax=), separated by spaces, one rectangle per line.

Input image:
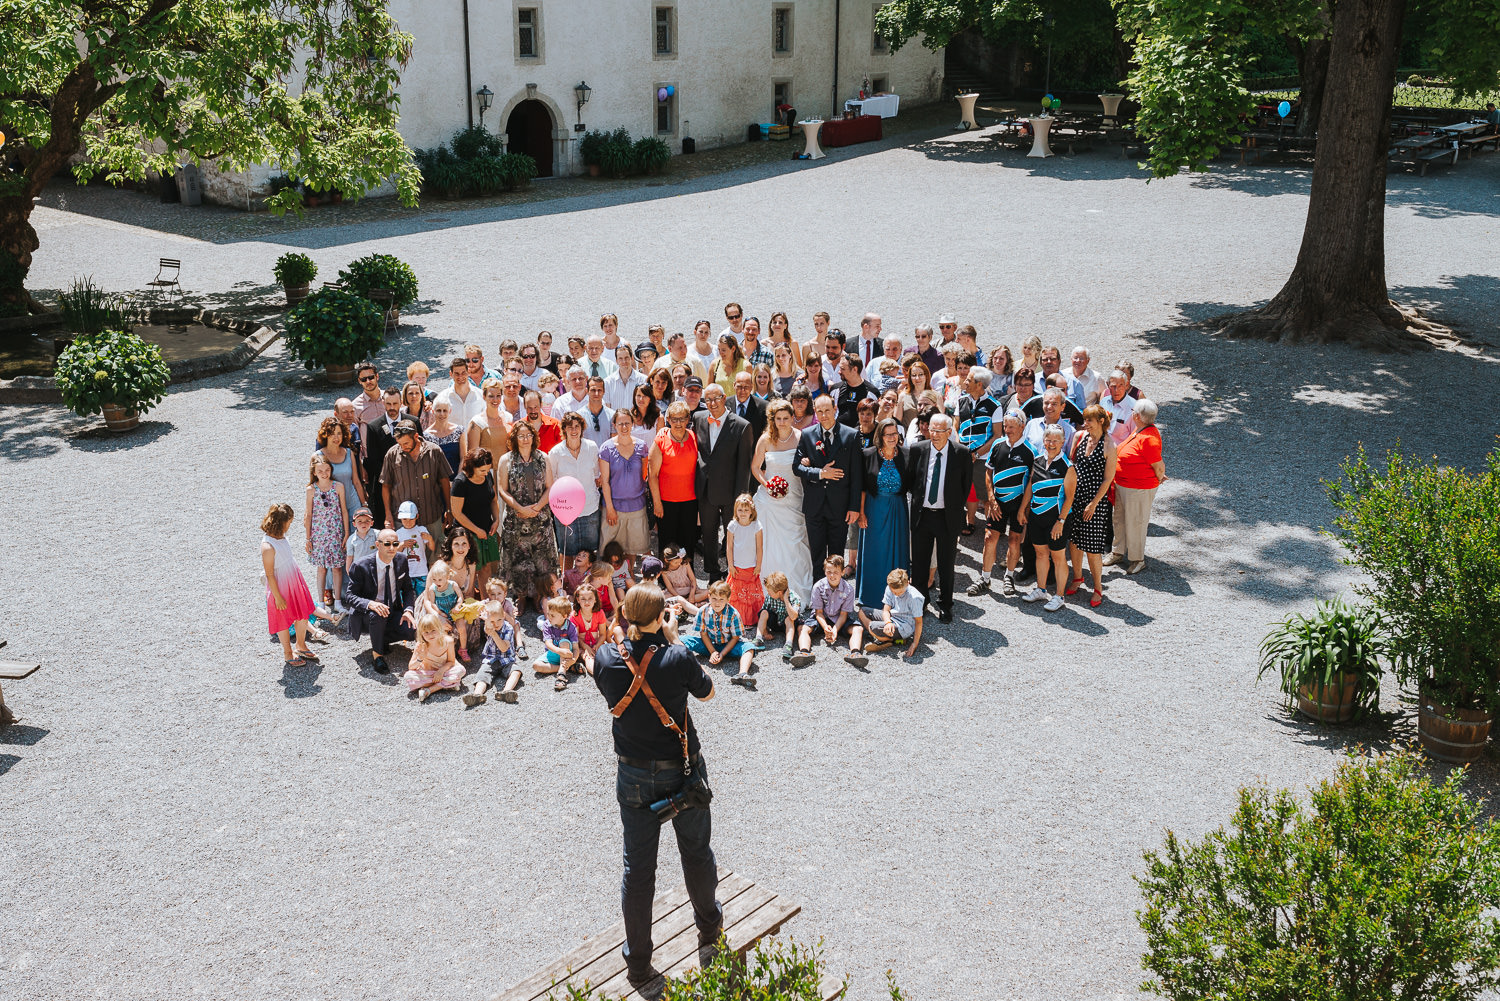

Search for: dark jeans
xmin=555 ymin=508 xmax=602 ymax=556
xmin=659 ymin=500 xmax=699 ymax=563
xmin=617 ymin=758 xmax=722 ymax=977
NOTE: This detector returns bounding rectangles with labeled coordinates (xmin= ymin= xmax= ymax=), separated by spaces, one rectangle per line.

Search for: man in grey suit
xmin=693 ymin=385 xmax=753 ymax=580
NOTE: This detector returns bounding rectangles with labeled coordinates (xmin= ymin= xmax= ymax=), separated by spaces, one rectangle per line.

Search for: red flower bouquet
xmin=766 ymin=475 xmax=789 ymax=499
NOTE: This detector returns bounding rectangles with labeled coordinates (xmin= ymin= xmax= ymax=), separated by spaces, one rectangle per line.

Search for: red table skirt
xmin=820 ymin=115 xmax=883 ymax=148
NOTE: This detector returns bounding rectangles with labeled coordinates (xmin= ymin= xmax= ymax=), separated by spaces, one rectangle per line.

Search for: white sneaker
xmin=1023 ymin=587 xmax=1048 ymax=603
xmin=1043 ymin=594 xmax=1065 ymax=612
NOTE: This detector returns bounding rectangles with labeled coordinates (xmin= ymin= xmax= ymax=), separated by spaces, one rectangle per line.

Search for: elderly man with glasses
xmin=343 ymin=527 xmax=418 ymax=674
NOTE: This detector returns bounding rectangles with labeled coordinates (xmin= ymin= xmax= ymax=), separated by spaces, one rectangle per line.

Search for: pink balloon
xmin=550 ymin=475 xmax=586 ymax=525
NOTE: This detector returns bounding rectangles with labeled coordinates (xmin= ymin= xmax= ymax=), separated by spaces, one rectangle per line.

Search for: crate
xmin=768 ymin=124 xmax=790 ymax=141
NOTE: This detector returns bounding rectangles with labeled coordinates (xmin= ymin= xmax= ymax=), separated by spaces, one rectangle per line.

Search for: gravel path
xmin=4 ymin=128 xmax=1500 ymax=1001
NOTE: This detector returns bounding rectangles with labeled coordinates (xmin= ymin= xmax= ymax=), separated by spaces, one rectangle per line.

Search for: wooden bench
xmin=0 ymin=640 xmax=41 ymax=728
xmin=1418 ymin=146 xmax=1459 ymax=175
xmin=492 ymin=867 xmax=832 ymax=1001
xmin=1460 ymin=133 xmax=1500 ymax=154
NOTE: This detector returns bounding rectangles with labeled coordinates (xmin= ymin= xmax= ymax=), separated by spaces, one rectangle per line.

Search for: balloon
xmin=1278 ymin=100 xmax=1291 ymax=118
xmin=550 ymin=476 xmax=586 ymax=525
xmin=666 ymin=85 xmax=675 ymax=97
xmin=657 ymin=87 xmax=668 ymax=102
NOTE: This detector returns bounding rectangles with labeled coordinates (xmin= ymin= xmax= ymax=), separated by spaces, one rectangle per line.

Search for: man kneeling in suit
xmin=343 ymin=528 xmax=417 ymax=674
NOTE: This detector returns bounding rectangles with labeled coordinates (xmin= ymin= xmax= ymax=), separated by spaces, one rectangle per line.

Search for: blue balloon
xmin=1278 ymin=100 xmax=1291 ymax=118
xmin=666 ymin=85 xmax=675 ymax=97
xmin=1044 ymin=93 xmax=1055 ymax=104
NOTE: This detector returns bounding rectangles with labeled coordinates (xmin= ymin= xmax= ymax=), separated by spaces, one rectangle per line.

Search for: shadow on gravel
xmin=0 ymin=406 xmax=88 ymax=462
xmin=279 ymin=660 xmax=324 ymax=698
xmin=1268 ymin=708 xmax=1411 ymax=756
xmin=1188 ymin=164 xmax=1500 ymax=220
xmin=70 ymin=420 xmax=176 ymax=451
xmin=0 ymin=723 xmax=50 ymax=747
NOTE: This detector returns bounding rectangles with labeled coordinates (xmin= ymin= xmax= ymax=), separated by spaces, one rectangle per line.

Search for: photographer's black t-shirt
xmin=594 ymin=632 xmax=713 ymax=760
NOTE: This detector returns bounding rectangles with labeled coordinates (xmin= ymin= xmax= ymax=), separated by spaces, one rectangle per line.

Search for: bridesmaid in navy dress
xmin=856 ymin=419 xmax=913 ymax=608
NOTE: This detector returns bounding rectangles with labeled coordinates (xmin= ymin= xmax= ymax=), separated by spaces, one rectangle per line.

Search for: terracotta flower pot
xmin=1418 ymin=692 xmax=1493 ymax=764
xmin=588 ymin=164 xmax=601 ymax=177
xmin=385 ymin=307 xmax=400 ymax=330
xmin=324 ymin=363 xmax=357 ymax=386
xmin=284 ymin=282 xmax=310 ymax=308
xmin=102 ymin=403 xmax=140 ymax=433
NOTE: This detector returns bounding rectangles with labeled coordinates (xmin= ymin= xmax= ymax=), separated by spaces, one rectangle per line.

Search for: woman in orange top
xmin=649 ymin=400 xmax=700 ymax=563
xmin=1107 ymin=397 xmax=1166 ymax=574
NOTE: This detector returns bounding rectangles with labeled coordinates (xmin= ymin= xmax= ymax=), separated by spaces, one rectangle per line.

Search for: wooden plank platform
xmin=492 ymin=867 xmax=821 ymax=1001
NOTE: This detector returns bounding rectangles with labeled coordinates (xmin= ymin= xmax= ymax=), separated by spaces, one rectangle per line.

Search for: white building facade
xmin=391 ymin=0 xmax=945 ymax=176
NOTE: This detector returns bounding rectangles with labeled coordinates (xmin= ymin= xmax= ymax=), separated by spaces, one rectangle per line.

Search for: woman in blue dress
xmin=855 ymin=419 xmax=913 ymax=608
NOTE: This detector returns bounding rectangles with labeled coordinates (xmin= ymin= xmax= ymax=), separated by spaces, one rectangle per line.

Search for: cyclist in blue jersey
xmin=954 ymin=366 xmax=1000 ymax=535
xmin=1016 ymin=425 xmax=1077 ymax=612
xmin=968 ymin=410 xmax=1034 ymax=597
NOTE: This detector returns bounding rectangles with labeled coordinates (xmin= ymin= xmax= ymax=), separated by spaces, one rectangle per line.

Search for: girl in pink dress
xmin=261 ymin=503 xmax=318 ymax=667
xmin=404 ymin=613 xmax=464 ymax=701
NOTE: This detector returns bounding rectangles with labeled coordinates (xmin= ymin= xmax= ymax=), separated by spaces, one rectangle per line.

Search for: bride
xmin=752 ymin=399 xmax=815 ymax=606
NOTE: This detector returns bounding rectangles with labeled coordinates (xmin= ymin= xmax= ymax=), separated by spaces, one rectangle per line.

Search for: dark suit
xmin=905 ymin=439 xmax=974 ymax=614
xmin=729 ymin=393 xmax=767 ymax=443
xmin=343 ymin=552 xmax=416 ymax=654
xmin=362 ymin=414 xmax=399 ymax=526
xmin=851 ymin=336 xmax=884 ymax=370
xmin=793 ymin=421 xmax=864 ymax=570
xmin=693 ymin=410 xmax=753 ymax=579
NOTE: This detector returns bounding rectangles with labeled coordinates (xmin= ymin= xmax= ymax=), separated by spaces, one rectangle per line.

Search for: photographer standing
xmin=593 ymin=585 xmax=722 ymax=992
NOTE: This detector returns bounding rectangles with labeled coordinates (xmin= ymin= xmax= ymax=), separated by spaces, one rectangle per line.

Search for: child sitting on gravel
xmin=757 ymin=572 xmax=802 ymax=661
xmin=661 ymin=546 xmax=708 ymax=605
xmin=684 ymin=580 xmax=756 ymax=688
xmin=535 ymin=595 xmax=579 ymax=690
xmin=404 ymin=613 xmax=463 ymax=702
xmin=464 ymin=592 xmax=520 ymax=706
xmin=859 ymin=568 xmax=924 ymax=661
xmin=795 ymin=555 xmax=865 ymax=669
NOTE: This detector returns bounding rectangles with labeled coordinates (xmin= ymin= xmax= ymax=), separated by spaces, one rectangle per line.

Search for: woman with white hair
xmin=1105 ymin=398 xmax=1165 ymax=574
xmin=1016 ymin=425 xmax=1076 ymax=612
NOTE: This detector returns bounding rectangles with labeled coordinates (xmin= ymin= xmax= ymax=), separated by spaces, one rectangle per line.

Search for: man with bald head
xmin=731 ymin=371 xmax=767 ymax=440
xmin=852 ymin=312 xmax=884 ymax=369
xmin=692 ymin=385 xmax=753 ymax=579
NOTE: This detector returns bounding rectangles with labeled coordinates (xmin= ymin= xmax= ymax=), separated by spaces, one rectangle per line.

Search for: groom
xmin=794 ymin=395 xmax=864 ymax=570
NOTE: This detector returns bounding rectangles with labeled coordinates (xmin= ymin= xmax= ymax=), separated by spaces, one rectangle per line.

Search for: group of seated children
xmin=400 ymin=495 xmax=926 ymax=706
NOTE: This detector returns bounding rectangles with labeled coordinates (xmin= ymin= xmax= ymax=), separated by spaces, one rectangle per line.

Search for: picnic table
xmin=1388 ymin=132 xmax=1458 ymax=174
xmin=0 ymin=638 xmax=41 ymax=728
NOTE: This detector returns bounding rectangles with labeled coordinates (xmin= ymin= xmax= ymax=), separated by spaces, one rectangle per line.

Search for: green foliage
xmin=1257 ymin=598 xmax=1387 ymax=717
xmin=500 ymin=152 xmax=538 ymax=188
xmin=266 ymin=174 xmax=299 ymax=197
xmin=633 ymin=136 xmax=672 ymax=173
xmin=57 ymin=277 xmax=128 ymax=335
xmin=54 ymin=329 xmax=170 ymax=417
xmin=578 ymin=129 xmax=608 ymax=166
xmin=463 ymin=155 xmax=509 ymax=196
xmin=0 ymin=0 xmax=421 ymax=216
xmin=413 ymin=128 xmax=531 ymax=197
xmin=282 ymin=287 xmax=384 ymax=371
xmin=272 ymin=253 xmax=318 ymax=287
xmin=546 ymin=936 xmax=846 ymax=1001
xmin=337 ymin=253 xmax=418 ymax=309
xmin=1253 ymin=83 xmax=1500 ymax=110
xmin=1138 ymin=748 xmax=1500 ymax=1000
xmin=600 ymin=130 xmax=638 ymax=177
xmin=450 ymin=124 xmax=506 ymax=160
xmin=1326 ymin=445 xmax=1500 ymax=712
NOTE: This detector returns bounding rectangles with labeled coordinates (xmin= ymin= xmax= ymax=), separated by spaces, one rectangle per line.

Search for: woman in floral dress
xmin=496 ymin=420 xmax=558 ymax=614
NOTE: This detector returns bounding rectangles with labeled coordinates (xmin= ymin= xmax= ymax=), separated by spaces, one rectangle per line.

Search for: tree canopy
xmin=0 ymin=0 xmax=422 ymax=311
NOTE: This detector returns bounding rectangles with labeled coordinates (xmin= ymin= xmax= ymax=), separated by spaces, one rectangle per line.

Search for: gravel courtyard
xmin=4 ymin=124 xmax=1500 ymax=1001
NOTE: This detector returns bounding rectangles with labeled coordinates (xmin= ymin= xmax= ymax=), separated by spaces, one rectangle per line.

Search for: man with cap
xmin=682 ymin=376 xmax=706 ymax=416
xmin=604 ymin=343 xmax=648 ymax=411
xmin=380 ymin=418 xmax=453 ymax=552
xmin=936 ymin=313 xmax=959 ymax=345
xmin=343 ymin=527 xmax=417 ymax=674
xmin=633 ymin=341 xmax=660 ymax=378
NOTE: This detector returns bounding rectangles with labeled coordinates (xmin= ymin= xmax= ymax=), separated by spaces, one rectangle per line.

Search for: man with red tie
xmin=853 ymin=312 xmax=884 ymax=370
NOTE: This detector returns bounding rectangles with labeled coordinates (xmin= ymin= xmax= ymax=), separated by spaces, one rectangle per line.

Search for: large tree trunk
xmin=0 ymin=198 xmax=42 ymax=315
xmin=1291 ymin=34 xmax=1331 ymax=137
xmin=1215 ymin=0 xmax=1447 ymax=349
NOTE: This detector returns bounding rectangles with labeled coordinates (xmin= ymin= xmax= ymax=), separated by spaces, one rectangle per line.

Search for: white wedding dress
xmin=755 ymin=448 xmax=816 ymax=606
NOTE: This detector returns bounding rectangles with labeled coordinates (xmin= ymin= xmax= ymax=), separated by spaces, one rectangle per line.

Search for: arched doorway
xmin=506 ymin=100 xmax=554 ymax=177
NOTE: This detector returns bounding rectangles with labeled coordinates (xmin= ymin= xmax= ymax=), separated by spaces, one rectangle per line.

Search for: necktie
xmin=823 ymin=428 xmax=832 ymax=451
xmin=864 ymin=340 xmax=871 ymax=364
xmin=380 ymin=561 xmax=393 ymax=603
xmin=928 ymin=448 xmax=942 ymax=504
xmin=591 ymin=362 xmax=601 ymax=378
xmin=738 ymin=402 xmax=746 ymax=418
xmin=592 ymin=410 xmax=601 ymax=432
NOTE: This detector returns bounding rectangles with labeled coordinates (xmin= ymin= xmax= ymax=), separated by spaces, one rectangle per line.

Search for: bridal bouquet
xmin=766 ymin=475 xmax=789 ymax=499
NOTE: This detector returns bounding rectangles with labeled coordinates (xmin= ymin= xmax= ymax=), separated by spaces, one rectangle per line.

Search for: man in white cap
xmin=936 ymin=313 xmax=958 ymax=345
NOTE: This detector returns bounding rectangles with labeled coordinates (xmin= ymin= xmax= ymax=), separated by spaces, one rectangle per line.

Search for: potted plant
xmin=282 ymin=287 xmax=385 ymax=385
xmin=500 ymin=151 xmax=537 ymax=190
xmin=578 ymin=129 xmax=607 ymax=177
xmin=600 ymin=130 xmax=636 ymax=178
xmin=1257 ymin=598 xmax=1386 ymax=723
xmin=1327 ymin=445 xmax=1500 ymax=762
xmin=633 ymin=136 xmax=671 ymax=175
xmin=54 ymin=329 xmax=172 ymax=432
xmin=337 ymin=253 xmax=418 ymax=328
xmin=272 ymin=252 xmax=318 ymax=308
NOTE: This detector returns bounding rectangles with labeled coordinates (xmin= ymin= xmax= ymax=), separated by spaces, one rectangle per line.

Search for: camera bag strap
xmin=609 ymin=644 xmax=692 ymax=774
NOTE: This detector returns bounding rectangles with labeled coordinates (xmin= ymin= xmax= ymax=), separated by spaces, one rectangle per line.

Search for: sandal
xmin=283 ymin=656 xmax=309 ymax=668
xmin=1090 ymin=589 xmax=1104 ymax=608
xmin=1064 ymin=578 xmax=1084 ymax=596
xmin=554 ymin=676 xmax=569 ymax=691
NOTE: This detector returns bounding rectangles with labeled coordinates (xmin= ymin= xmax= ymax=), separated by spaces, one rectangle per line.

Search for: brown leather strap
xmin=609 ymin=643 xmax=691 ymax=771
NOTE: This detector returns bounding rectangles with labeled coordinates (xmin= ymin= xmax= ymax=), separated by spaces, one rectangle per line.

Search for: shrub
xmin=450 ymin=124 xmax=505 ymax=160
xmin=1138 ymin=748 xmax=1500 ymax=999
xmin=633 ymin=136 xmax=672 ymax=173
xmin=578 ymin=128 xmax=608 ymax=167
xmin=282 ymin=287 xmax=385 ymax=371
xmin=266 ymin=174 xmax=298 ymax=196
xmin=1257 ymin=597 xmax=1386 ymax=718
xmin=54 ymin=329 xmax=171 ymax=417
xmin=1326 ymin=445 xmax=1500 ymax=712
xmin=463 ymin=155 xmax=509 ymax=196
xmin=500 ymin=151 xmax=538 ymax=188
xmin=546 ymin=936 xmax=846 ymax=1001
xmin=272 ymin=252 xmax=318 ymax=287
xmin=338 ymin=253 xmax=419 ymax=309
xmin=600 ymin=133 xmax=636 ymax=177
xmin=57 ymin=277 xmax=128 ymax=335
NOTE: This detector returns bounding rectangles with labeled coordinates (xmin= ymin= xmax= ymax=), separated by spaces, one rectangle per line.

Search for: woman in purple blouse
xmin=599 ymin=408 xmax=651 ymax=564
